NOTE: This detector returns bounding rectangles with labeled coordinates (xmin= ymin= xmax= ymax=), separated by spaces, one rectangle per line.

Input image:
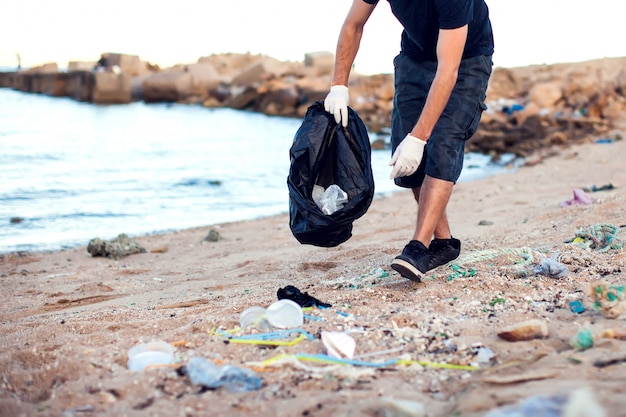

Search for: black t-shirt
xmin=362 ymin=0 xmax=494 ymax=61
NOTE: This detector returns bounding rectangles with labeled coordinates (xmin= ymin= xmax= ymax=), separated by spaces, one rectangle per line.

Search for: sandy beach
xmin=1 ymin=137 xmax=625 ymax=416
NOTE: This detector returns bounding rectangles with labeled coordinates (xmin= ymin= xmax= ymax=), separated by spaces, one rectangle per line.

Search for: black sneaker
xmin=391 ymin=240 xmax=430 ymax=282
xmin=427 ymin=237 xmax=461 ymax=270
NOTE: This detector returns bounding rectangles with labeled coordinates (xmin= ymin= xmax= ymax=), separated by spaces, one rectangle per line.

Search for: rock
xmin=304 ymin=51 xmax=334 ymax=76
xmin=87 ymin=233 xmax=147 ymax=259
xmin=68 ymin=61 xmax=96 ymax=72
xmin=203 ymin=229 xmax=222 ymax=242
xmin=142 ymin=71 xmax=194 ymax=102
xmin=92 ymin=72 xmax=131 ymax=104
xmin=185 ymin=62 xmax=223 ymax=91
xmin=66 ymin=71 xmax=95 ymax=102
xmin=497 ymin=319 xmax=549 ymax=342
xmin=231 ymin=61 xmax=268 ymax=86
xmin=4 ymin=53 xmax=626 ymax=159
xmin=528 ymin=81 xmax=563 ymax=108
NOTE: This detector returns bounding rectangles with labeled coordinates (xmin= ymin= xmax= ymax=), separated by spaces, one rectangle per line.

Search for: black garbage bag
xmin=287 ymin=100 xmax=374 ymax=247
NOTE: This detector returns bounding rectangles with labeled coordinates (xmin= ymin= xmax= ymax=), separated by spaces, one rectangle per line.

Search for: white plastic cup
xmin=239 ymin=306 xmax=270 ymax=330
xmin=127 ymin=340 xmax=175 ymax=371
xmin=266 ymin=299 xmax=303 ymax=328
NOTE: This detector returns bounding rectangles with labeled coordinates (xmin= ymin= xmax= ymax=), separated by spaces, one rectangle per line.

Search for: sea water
xmin=0 ymin=88 xmax=514 ymax=254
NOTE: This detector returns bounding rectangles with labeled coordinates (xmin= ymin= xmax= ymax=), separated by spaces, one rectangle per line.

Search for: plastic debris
xmin=569 ymin=300 xmax=585 ymax=314
xmin=447 ymin=263 xmax=477 ymax=280
xmin=186 ymin=357 xmax=262 ymax=392
xmin=582 ymin=183 xmax=615 ymax=192
xmin=239 ymin=306 xmax=271 ymax=331
xmin=483 ymin=388 xmax=605 ymax=417
xmin=312 ymin=184 xmax=349 ymax=215
xmin=570 ymin=328 xmax=595 ymax=351
xmin=127 ymin=341 xmax=176 ymax=371
xmin=258 ymin=353 xmax=478 ymax=371
xmin=321 ymin=331 xmax=356 ymax=359
xmin=476 ymin=347 xmax=495 ymax=364
xmin=590 ymin=282 xmax=626 ymax=318
xmin=534 ymin=252 xmax=568 ymax=278
xmin=228 ymin=333 xmax=308 ymax=347
xmin=239 ymin=299 xmax=304 ymax=331
xmin=566 ymin=223 xmax=623 ymax=251
xmin=560 ymin=188 xmax=594 ymax=207
xmin=266 ymin=299 xmax=304 ymax=328
xmin=495 ymin=388 xmax=606 ymax=417
xmin=277 ymin=285 xmax=332 ymax=308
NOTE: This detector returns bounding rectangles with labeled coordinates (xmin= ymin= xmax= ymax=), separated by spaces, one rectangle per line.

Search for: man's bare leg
xmin=411 ymin=185 xmax=453 ymax=244
xmin=412 ymin=175 xmax=454 ymax=246
xmin=391 ymin=175 xmax=456 ymax=281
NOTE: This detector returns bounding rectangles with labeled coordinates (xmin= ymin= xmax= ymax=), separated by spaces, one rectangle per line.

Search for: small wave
xmin=175 ymin=178 xmax=223 ymax=187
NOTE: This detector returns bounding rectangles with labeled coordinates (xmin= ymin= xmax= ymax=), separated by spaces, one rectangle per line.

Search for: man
xmin=324 ymin=0 xmax=494 ymax=281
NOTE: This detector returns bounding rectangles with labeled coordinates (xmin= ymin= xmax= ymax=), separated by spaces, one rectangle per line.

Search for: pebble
xmin=497 ymin=319 xmax=549 ymax=342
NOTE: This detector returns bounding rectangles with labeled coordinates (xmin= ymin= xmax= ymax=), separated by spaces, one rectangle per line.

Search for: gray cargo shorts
xmin=391 ymin=53 xmax=493 ymax=188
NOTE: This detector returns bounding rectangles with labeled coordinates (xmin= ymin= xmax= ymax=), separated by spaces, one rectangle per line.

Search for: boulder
xmin=183 ymin=62 xmax=223 ymax=96
xmin=66 ymin=71 xmax=94 ymax=102
xmin=92 ymin=72 xmax=131 ymax=104
xmin=304 ymin=51 xmax=334 ymax=76
xmin=225 ymin=85 xmax=259 ymax=110
xmin=528 ymin=81 xmax=563 ymax=108
xmin=26 ymin=63 xmax=59 ymax=74
xmin=104 ymin=53 xmax=143 ymax=76
xmin=231 ymin=61 xmax=268 ymax=86
xmin=87 ymin=233 xmax=146 ymax=260
xmin=142 ymin=71 xmax=194 ymax=102
xmin=38 ymin=73 xmax=69 ymax=97
xmin=68 ymin=61 xmax=96 ymax=72
xmin=257 ymin=83 xmax=300 ymax=116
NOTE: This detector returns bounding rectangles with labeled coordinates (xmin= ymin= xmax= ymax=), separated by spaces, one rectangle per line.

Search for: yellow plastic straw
xmin=396 ymin=359 xmax=478 ymax=370
xmin=260 ymin=353 xmax=478 ymax=370
xmin=227 ymin=334 xmax=308 ymax=346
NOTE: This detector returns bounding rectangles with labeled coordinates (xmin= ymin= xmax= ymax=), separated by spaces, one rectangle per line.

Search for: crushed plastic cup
xmin=321 ymin=331 xmax=356 ymax=359
xmin=266 ymin=299 xmax=303 ymax=328
xmin=127 ymin=340 xmax=175 ymax=371
xmin=239 ymin=306 xmax=270 ymax=330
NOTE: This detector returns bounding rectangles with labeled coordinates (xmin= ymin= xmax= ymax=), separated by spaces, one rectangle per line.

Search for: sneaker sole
xmin=391 ymin=259 xmax=422 ymax=282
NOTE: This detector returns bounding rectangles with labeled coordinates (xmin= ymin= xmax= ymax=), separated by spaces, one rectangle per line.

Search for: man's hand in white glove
xmin=324 ymin=85 xmax=349 ymax=127
xmin=389 ymin=134 xmax=427 ymax=179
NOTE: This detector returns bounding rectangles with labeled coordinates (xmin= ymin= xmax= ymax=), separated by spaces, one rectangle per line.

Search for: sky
xmin=1 ymin=0 xmax=624 ymax=75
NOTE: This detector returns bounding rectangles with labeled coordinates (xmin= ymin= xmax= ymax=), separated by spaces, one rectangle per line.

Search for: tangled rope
xmin=565 ymin=223 xmax=624 ymax=252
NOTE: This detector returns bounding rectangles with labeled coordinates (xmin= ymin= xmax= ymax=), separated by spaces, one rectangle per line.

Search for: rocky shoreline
xmin=1 ymin=52 xmax=624 ymax=158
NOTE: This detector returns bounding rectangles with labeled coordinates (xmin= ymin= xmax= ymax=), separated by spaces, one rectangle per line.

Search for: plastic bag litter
xmin=483 ymin=388 xmax=605 ymax=417
xmin=186 ymin=357 xmax=262 ymax=392
xmin=312 ymin=184 xmax=349 ymax=215
xmin=533 ymin=252 xmax=569 ymax=278
xmin=287 ymin=101 xmax=374 ymax=247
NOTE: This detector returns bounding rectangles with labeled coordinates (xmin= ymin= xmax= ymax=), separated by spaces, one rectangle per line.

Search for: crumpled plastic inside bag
xmin=312 ymin=184 xmax=349 ymax=215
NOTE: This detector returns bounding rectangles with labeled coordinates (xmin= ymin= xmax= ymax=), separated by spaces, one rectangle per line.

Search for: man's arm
xmin=410 ymin=25 xmax=468 ymax=141
xmin=331 ymin=0 xmax=377 ymax=86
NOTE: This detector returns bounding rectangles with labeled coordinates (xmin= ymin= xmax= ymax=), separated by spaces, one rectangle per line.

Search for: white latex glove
xmin=389 ymin=134 xmax=427 ymax=179
xmin=324 ymin=85 xmax=349 ymax=127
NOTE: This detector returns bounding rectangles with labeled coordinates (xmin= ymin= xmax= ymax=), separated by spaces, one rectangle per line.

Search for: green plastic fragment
xmin=571 ymin=329 xmax=594 ymax=351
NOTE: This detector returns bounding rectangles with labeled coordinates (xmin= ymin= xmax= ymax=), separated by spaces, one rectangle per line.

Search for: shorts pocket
xmin=465 ymin=100 xmax=488 ymax=140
